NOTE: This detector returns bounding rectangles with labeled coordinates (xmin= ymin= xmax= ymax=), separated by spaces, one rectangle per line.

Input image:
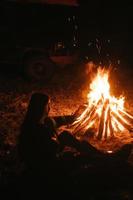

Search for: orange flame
xmin=71 ymin=67 xmax=133 ymax=140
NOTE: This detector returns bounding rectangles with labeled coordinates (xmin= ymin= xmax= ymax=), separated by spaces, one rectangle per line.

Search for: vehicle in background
xmin=1 ymin=1 xmax=130 ymax=82
xmin=0 ymin=1 xmax=80 ymax=82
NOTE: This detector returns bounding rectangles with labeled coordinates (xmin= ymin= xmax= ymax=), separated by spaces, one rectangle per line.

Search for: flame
xmin=70 ymin=67 xmax=133 ymax=140
xmin=88 ymin=68 xmax=110 ymax=103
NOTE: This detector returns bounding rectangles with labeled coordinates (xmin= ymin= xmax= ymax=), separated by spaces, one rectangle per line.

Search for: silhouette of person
xmin=18 ymin=92 xmax=79 ymax=193
xmin=18 ymin=93 xmax=59 ymax=174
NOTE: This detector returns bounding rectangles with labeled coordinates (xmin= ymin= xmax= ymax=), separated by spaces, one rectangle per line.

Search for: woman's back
xmin=19 ymin=122 xmax=58 ymax=172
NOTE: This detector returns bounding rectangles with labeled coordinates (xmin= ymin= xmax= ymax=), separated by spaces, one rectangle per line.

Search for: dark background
xmin=0 ymin=0 xmax=133 ymax=68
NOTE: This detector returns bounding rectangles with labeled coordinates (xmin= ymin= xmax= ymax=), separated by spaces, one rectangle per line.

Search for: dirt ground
xmin=0 ymin=62 xmax=133 ymax=198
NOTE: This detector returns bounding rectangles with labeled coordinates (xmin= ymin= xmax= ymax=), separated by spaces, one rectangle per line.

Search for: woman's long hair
xmin=23 ymin=93 xmax=49 ymax=125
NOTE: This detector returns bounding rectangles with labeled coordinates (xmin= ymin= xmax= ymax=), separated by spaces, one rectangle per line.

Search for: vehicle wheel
xmin=23 ymin=56 xmax=56 ymax=82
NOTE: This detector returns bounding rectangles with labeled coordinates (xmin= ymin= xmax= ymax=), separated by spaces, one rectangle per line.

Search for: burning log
xmin=112 ymin=111 xmax=133 ymax=132
xmin=97 ymin=99 xmax=109 ymax=140
xmin=118 ymin=109 xmax=133 ymax=125
xmin=72 ymin=100 xmax=101 ymax=136
xmin=71 ymin=105 xmax=95 ymax=134
xmin=108 ymin=107 xmax=114 ymax=138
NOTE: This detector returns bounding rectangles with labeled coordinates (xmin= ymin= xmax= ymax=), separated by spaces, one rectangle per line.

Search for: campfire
xmin=66 ymin=67 xmax=133 ymax=142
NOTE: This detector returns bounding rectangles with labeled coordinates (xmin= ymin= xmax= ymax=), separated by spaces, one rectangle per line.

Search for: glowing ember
xmin=69 ymin=67 xmax=133 ymax=140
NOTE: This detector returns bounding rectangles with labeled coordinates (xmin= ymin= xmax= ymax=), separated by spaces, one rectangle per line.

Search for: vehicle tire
xmin=23 ymin=56 xmax=56 ymax=82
